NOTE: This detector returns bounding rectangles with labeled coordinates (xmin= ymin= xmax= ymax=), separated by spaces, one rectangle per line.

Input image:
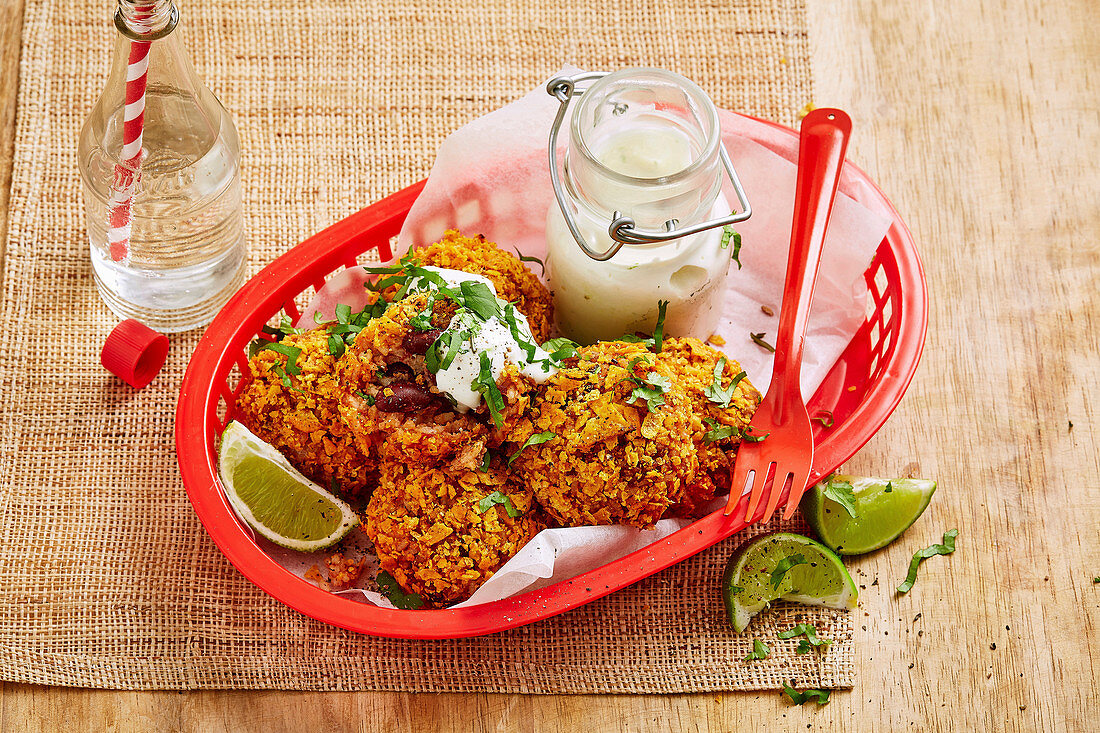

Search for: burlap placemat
xmin=0 ymin=0 xmax=853 ymax=691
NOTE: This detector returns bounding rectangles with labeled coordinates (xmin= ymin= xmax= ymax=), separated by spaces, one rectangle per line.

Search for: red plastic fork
xmin=724 ymin=107 xmax=852 ymax=523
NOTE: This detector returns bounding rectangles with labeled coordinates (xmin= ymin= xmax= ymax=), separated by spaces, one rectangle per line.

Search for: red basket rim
xmin=176 ymin=112 xmax=927 ymax=638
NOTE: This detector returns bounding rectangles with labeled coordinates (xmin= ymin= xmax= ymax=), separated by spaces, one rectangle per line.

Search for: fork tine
xmin=742 ymin=462 xmax=774 ymax=523
xmin=723 ymin=457 xmax=752 ymax=515
xmin=782 ymin=475 xmax=813 ymax=520
xmin=761 ymin=471 xmax=792 ymax=523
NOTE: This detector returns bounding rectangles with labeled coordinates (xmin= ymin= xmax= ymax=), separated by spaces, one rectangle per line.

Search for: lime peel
xmin=722 ymin=532 xmax=858 ymax=633
xmin=802 ymin=474 xmax=937 ymax=555
xmin=217 ymin=421 xmax=359 ymax=552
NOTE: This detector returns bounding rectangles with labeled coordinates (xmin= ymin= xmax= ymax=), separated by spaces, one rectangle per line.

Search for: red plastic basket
xmin=176 ymin=118 xmax=927 ymax=639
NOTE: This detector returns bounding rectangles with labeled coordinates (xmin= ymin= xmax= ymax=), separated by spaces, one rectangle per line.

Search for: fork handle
xmin=770 ymin=108 xmax=852 ymax=402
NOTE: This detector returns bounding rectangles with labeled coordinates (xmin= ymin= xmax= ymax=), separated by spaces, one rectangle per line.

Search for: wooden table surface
xmin=2 ymin=0 xmax=1097 ymax=729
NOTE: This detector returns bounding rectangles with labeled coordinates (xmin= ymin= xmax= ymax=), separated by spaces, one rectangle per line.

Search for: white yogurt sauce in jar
xmin=546 ymin=68 xmax=737 ymax=345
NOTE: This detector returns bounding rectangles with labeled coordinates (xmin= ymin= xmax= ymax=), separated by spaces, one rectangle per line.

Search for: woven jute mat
xmin=0 ymin=0 xmax=853 ymax=691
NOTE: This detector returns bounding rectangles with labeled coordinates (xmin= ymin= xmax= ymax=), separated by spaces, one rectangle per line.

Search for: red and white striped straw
xmin=105 ymin=5 xmax=154 ymax=264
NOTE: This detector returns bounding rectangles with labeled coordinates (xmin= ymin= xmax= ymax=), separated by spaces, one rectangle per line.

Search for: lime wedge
xmin=722 ymin=532 xmax=858 ymax=632
xmin=217 ymin=421 xmax=358 ymax=551
xmin=801 ymin=475 xmax=936 ymax=555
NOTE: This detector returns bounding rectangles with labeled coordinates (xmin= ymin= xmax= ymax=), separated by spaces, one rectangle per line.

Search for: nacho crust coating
xmin=234 ymin=328 xmax=375 ymax=499
xmin=365 ymin=424 xmax=544 ymax=607
xmin=657 ymin=337 xmax=762 ymax=516
xmin=508 ymin=341 xmax=699 ymax=529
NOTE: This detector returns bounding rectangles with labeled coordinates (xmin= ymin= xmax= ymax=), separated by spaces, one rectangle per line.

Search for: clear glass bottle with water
xmin=79 ymin=0 xmax=246 ymax=333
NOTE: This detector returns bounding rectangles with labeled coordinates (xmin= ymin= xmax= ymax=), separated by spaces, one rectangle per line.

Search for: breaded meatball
xmin=365 ymin=423 xmax=544 ymax=607
xmin=407 ymin=230 xmax=554 ymax=343
xmin=657 ymin=337 xmax=762 ymax=516
xmin=508 ymin=341 xmax=699 ymax=529
xmin=234 ymin=328 xmax=375 ymax=499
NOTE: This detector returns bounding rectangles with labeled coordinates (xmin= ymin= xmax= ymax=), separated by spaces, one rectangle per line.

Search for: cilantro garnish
xmin=652 ymin=300 xmax=668 ymax=353
xmin=476 ymin=490 xmax=521 ymax=518
xmin=782 ymin=684 xmax=830 ymax=706
xmin=750 ymin=332 xmax=775 ymax=353
xmin=721 ymin=226 xmax=744 ymax=270
xmin=744 ymin=639 xmax=770 ymax=661
xmin=459 ymin=280 xmax=500 ymax=320
xmin=511 ymin=246 xmax=546 ymax=274
xmin=896 ymin=529 xmax=959 ymax=594
xmin=740 ymin=428 xmax=770 ymax=443
xmin=703 ymin=418 xmax=737 ymax=443
xmin=508 ymin=431 xmax=556 ymax=464
xmin=473 ymin=351 xmax=506 ymax=428
xmin=811 ymin=409 xmax=835 ymax=428
xmin=502 ymin=304 xmax=537 ymax=362
xmin=703 ymin=357 xmax=747 ymax=408
xmin=702 ymin=419 xmax=768 ymax=444
xmin=327 ymin=334 xmax=346 ymax=358
xmin=260 ymin=314 xmax=305 ymax=341
xmin=376 ymin=571 xmax=424 ymax=610
xmin=353 ymin=390 xmax=375 ymax=406
xmin=884 ymin=482 xmax=893 ymax=493
xmin=625 ymin=368 xmax=671 ymax=411
xmin=478 ymin=449 xmax=491 ymax=473
xmin=257 ymin=342 xmax=303 ymax=375
xmin=779 ymin=624 xmax=833 ymax=654
xmin=821 ymin=477 xmax=858 ymax=518
xmin=542 ymin=337 xmax=579 ymax=361
xmin=770 ymin=554 xmax=809 ymax=589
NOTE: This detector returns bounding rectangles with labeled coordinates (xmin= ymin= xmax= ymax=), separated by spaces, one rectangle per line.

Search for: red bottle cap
xmin=101 ymin=319 xmax=170 ymax=389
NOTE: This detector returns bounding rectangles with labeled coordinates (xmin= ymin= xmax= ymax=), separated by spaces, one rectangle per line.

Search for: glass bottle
xmin=79 ymin=0 xmax=246 ymax=333
xmin=545 ymin=68 xmax=749 ymax=345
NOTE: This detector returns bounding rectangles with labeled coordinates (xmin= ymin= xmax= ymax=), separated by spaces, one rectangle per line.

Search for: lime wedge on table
xmin=802 ymin=475 xmax=936 ymax=555
xmin=217 ymin=421 xmax=358 ymax=552
xmin=722 ymin=532 xmax=858 ymax=633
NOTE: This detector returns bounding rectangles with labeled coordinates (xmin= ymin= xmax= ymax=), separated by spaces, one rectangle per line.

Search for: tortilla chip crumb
xmin=707 ymin=334 xmax=726 ymax=346
xmin=798 ymin=102 xmax=817 ymax=120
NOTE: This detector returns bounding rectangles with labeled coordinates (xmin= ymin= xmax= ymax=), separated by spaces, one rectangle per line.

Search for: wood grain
xmin=2 ymin=0 xmax=1098 ymax=729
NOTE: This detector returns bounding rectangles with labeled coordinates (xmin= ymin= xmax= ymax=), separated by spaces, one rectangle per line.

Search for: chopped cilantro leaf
xmin=750 ymin=332 xmax=776 ymax=353
xmin=896 ymin=529 xmax=959 ymax=594
xmin=626 ymin=370 xmax=671 ymax=411
xmin=335 ymin=303 xmax=352 ymax=325
xmin=821 ymin=477 xmax=858 ymax=518
xmin=476 ymin=490 xmax=520 ymax=518
xmin=478 ymin=449 xmax=491 ymax=473
xmin=652 ymin=300 xmax=669 ymax=353
xmin=703 ymin=418 xmax=737 ymax=443
xmin=770 ymin=553 xmax=808 ymax=589
xmin=459 ymin=280 xmax=500 ymax=320
xmin=473 ymin=351 xmax=506 ymax=428
xmin=376 ymin=571 xmax=424 ymax=610
xmin=740 ymin=428 xmax=770 ymax=443
xmin=512 ymin=246 xmax=546 ymax=274
xmin=884 ymin=482 xmax=893 ymax=493
xmin=779 ymin=623 xmax=833 ymax=653
xmin=782 ymin=685 xmax=830 ymax=706
xmin=327 ymin=334 xmax=346 ymax=358
xmin=542 ymin=337 xmax=579 ymax=362
xmin=744 ymin=638 xmax=770 ymax=661
xmin=721 ymin=226 xmax=744 ymax=270
xmin=508 ymin=431 xmax=556 ymax=464
xmin=354 ymin=390 xmax=375 ymax=406
xmin=703 ymin=357 xmax=747 ymax=408
xmin=258 ymin=342 xmax=303 ymax=375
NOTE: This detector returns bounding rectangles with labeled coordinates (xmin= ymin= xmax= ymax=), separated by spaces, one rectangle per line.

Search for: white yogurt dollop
xmin=410 ymin=270 xmax=556 ymax=413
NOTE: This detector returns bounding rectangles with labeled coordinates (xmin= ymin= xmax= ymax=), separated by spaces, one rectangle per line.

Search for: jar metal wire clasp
xmin=546 ymin=71 xmax=752 ymax=262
